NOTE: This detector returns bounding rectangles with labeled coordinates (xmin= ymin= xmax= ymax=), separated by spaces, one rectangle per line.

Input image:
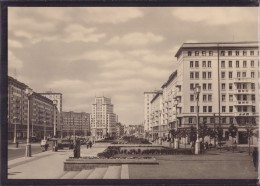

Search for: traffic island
xmin=64 ymin=157 xmax=158 ymax=171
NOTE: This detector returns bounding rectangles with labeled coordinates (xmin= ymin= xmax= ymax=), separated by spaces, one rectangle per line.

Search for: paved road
xmin=8 ymin=143 xmax=51 ymax=160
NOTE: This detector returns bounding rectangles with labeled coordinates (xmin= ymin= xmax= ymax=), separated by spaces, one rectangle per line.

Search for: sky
xmin=8 ymin=7 xmax=258 ymax=125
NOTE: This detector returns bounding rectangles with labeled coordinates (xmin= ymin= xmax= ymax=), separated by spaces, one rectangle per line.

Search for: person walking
xmin=252 ymin=147 xmax=258 ymax=171
xmin=89 ymin=141 xmax=93 ymax=148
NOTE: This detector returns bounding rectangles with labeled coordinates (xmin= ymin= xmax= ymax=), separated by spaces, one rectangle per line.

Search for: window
xmin=229 ymin=94 xmax=233 ymax=101
xmin=237 ymin=95 xmax=241 ymax=101
xmin=189 ymin=117 xmax=193 ymax=124
xmin=210 ymin=117 xmax=214 ymax=123
xmin=190 ymin=61 xmax=194 ymax=68
xmin=243 ymin=61 xmax=247 ymax=68
xmin=243 ymin=83 xmax=247 ymax=89
xmin=222 ymin=106 xmax=226 ymax=112
xmin=190 ymin=83 xmax=194 ymax=90
xmin=208 ymin=72 xmax=212 ymax=79
xmin=208 ymin=95 xmax=212 ymax=102
xmin=238 ymin=106 xmax=242 ymax=112
xmin=203 ymin=95 xmax=207 ymax=101
xmin=251 ymin=60 xmax=254 ymax=67
xmin=243 ymin=106 xmax=247 ymax=112
xmin=190 ymin=95 xmax=194 ymax=101
xmin=250 ymin=51 xmax=254 ymax=56
xmin=222 ymin=94 xmax=226 ymax=102
xmin=188 ymin=51 xmax=192 ymax=56
xmin=230 ymin=118 xmax=233 ymax=124
xmin=236 ymin=51 xmax=239 ymax=56
xmin=251 ymin=83 xmax=255 ymax=90
xmin=252 ymin=106 xmax=256 ymax=112
xmin=202 ymin=51 xmax=206 ymax=56
xmin=221 ymin=83 xmax=226 ymax=90
xmin=243 ymin=51 xmax=247 ymax=56
xmin=236 ymin=61 xmax=239 ymax=68
xmin=208 ymin=83 xmax=212 ymax=90
xmin=222 ymin=118 xmax=226 ymax=124
xmin=237 ymin=72 xmax=241 ymax=78
xmin=221 ymin=72 xmax=225 ymax=79
xmin=229 ymin=83 xmax=233 ymax=90
xmin=221 ymin=61 xmax=225 ymax=68
xmin=195 ymin=72 xmax=199 ymax=79
xmin=252 ymin=95 xmax=255 ymax=101
xmin=229 ymin=72 xmax=232 ymax=79
xmin=190 ymin=106 xmax=194 ymax=112
xmin=243 ymin=95 xmax=247 ymax=101
xmin=251 ymin=72 xmax=255 ymax=78
xmin=228 ymin=61 xmax=232 ymax=68
xmin=195 ymin=51 xmax=199 ymax=56
xmin=203 ymin=106 xmax=207 ymax=112
xmin=242 ymin=72 xmax=246 ymax=77
xmin=202 ymin=61 xmax=206 ymax=67
xmin=209 ymin=51 xmax=213 ymax=56
xmin=190 ymin=72 xmax=194 ymax=79
xmin=229 ymin=106 xmax=233 ymax=113
xmin=202 ymin=72 xmax=207 ymax=79
xmin=203 ymin=83 xmax=207 ymax=90
xmin=208 ymin=106 xmax=212 ymax=112
xmin=221 ymin=51 xmax=225 ymax=56
xmin=208 ymin=61 xmax=211 ymax=67
xmin=195 ymin=61 xmax=199 ymax=67
xmin=228 ymin=51 xmax=232 ymax=56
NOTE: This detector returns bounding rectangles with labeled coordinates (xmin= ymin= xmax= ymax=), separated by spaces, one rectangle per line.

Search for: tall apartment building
xmin=40 ymin=92 xmax=62 ymax=137
xmin=143 ymin=91 xmax=159 ymax=137
xmin=8 ymin=76 xmax=57 ymax=140
xmin=174 ymin=41 xmax=259 ymax=144
xmin=8 ymin=76 xmax=29 ymax=140
xmin=61 ymin=111 xmax=90 ymax=137
xmin=90 ymin=97 xmax=117 ymax=139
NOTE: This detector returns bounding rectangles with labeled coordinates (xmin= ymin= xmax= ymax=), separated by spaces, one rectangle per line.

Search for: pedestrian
xmin=252 ymin=147 xmax=258 ymax=171
xmin=86 ymin=142 xmax=89 ymax=149
xmin=205 ymin=142 xmax=208 ymax=150
xmin=89 ymin=141 xmax=92 ymax=148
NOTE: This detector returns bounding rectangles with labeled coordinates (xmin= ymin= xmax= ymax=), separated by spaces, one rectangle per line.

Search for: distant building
xmin=115 ymin=122 xmax=125 ymax=138
xmin=40 ymin=92 xmax=62 ymax=137
xmin=90 ymin=97 xmax=117 ymax=139
xmin=61 ymin=111 xmax=90 ymax=137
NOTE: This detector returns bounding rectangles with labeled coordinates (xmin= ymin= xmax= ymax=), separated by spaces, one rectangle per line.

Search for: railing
xmin=233 ymin=78 xmax=252 ymax=83
xmin=234 ymin=100 xmax=255 ymax=105
xmin=234 ymin=112 xmax=255 ymax=116
xmin=234 ymin=89 xmax=255 ymax=94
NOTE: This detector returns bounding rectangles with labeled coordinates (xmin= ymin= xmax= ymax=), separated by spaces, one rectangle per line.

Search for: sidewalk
xmin=8 ymin=143 xmax=107 ymax=179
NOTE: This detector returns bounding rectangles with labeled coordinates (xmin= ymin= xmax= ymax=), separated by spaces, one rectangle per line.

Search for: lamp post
xmin=73 ymin=117 xmax=76 ymax=145
xmin=173 ymin=98 xmax=179 ymax=149
xmin=13 ymin=116 xmax=17 ymax=144
xmin=13 ymin=99 xmax=20 ymax=143
xmin=44 ymin=108 xmax=46 ymax=140
xmin=194 ymin=85 xmax=201 ymax=155
xmin=25 ymin=87 xmax=33 ymax=157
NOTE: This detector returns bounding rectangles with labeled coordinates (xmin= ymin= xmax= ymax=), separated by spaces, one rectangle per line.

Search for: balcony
xmin=234 ymin=89 xmax=255 ymax=94
xmin=176 ymin=92 xmax=183 ymax=97
xmin=233 ymin=78 xmax=252 ymax=83
xmin=234 ymin=100 xmax=255 ymax=105
xmin=234 ymin=112 xmax=256 ymax=117
xmin=176 ymin=81 xmax=182 ymax=87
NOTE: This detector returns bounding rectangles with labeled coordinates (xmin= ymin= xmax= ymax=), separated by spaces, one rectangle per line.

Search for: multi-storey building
xmin=40 ymin=92 xmax=62 ymax=137
xmin=143 ymin=91 xmax=159 ymax=138
xmin=29 ymin=92 xmax=56 ymax=138
xmin=173 ymin=41 xmax=259 ymax=144
xmin=150 ymin=91 xmax=165 ymax=141
xmin=115 ymin=122 xmax=125 ymax=138
xmin=8 ymin=76 xmax=29 ymax=141
xmin=61 ymin=111 xmax=90 ymax=137
xmin=90 ymin=97 xmax=117 ymax=139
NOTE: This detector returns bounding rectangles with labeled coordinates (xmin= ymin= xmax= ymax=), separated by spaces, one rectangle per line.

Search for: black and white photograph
xmin=3 ymin=4 xmax=260 ymax=184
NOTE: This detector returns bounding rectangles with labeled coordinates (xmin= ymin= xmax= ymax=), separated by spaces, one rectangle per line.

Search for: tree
xmin=207 ymin=127 xmax=216 ymax=147
xmin=179 ymin=128 xmax=188 ymax=149
xmin=198 ymin=122 xmax=208 ymax=143
xmin=245 ymin=124 xmax=255 ymax=155
xmin=189 ymin=126 xmax=197 ymax=144
xmin=216 ymin=126 xmax=223 ymax=151
xmin=228 ymin=124 xmax=238 ymax=152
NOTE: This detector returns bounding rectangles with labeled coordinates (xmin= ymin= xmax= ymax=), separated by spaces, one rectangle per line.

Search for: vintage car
xmin=57 ymin=138 xmax=74 ymax=149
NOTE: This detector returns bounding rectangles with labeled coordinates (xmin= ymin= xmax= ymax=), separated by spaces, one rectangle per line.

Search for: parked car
xmin=57 ymin=139 xmax=74 ymax=149
xmin=30 ymin=136 xmax=41 ymax=143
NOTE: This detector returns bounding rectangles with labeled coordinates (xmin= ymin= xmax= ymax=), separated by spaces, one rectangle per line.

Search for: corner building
xmin=91 ymin=97 xmax=117 ymax=139
xmin=174 ymin=42 xmax=259 ymax=144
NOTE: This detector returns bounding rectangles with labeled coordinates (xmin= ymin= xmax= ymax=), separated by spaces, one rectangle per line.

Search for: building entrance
xmin=238 ymin=131 xmax=248 ymax=144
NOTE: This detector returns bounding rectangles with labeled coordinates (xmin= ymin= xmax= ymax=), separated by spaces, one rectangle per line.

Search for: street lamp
xmin=194 ymin=85 xmax=201 ymax=155
xmin=13 ymin=99 xmax=20 ymax=143
xmin=173 ymin=98 xmax=179 ymax=149
xmin=25 ymin=87 xmax=33 ymax=157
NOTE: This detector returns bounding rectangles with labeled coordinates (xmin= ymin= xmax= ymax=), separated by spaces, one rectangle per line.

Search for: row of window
xmin=187 ymin=50 xmax=258 ymax=57
xmin=190 ymin=61 xmax=211 ymax=68
xmin=190 ymin=72 xmax=212 ymax=79
xmin=190 ymin=94 xmax=212 ymax=102
xmin=190 ymin=105 xmax=256 ymax=113
xmin=221 ymin=83 xmax=255 ymax=90
xmin=221 ymin=71 xmax=256 ymax=79
xmin=221 ymin=60 xmax=258 ymax=68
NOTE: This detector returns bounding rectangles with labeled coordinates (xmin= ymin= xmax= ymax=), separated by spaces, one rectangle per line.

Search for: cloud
xmin=8 ymin=51 xmax=23 ymax=70
xmin=80 ymin=7 xmax=143 ymax=24
xmin=107 ymin=32 xmax=164 ymax=46
xmin=172 ymin=8 xmax=257 ymax=25
xmin=62 ymin=24 xmax=106 ymax=43
xmin=9 ymin=40 xmax=23 ymax=48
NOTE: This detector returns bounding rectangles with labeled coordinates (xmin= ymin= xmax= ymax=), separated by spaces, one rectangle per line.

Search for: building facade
xmin=115 ymin=122 xmax=125 ymax=138
xmin=90 ymin=97 xmax=117 ymax=139
xmin=143 ymin=91 xmax=159 ymax=138
xmin=8 ymin=77 xmax=29 ymax=140
xmin=61 ymin=111 xmax=90 ymax=137
xmin=40 ymin=92 xmax=62 ymax=137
